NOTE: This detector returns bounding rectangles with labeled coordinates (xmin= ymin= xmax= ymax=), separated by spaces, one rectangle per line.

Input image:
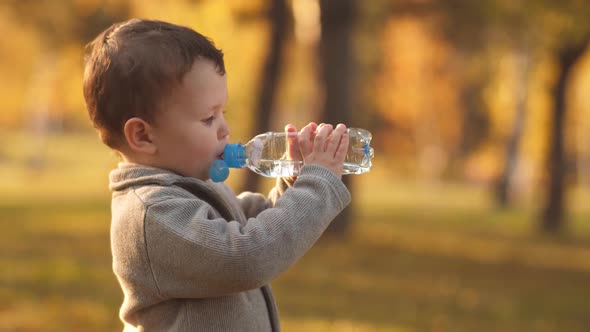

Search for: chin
xmin=193 ymin=171 xmax=210 ymax=181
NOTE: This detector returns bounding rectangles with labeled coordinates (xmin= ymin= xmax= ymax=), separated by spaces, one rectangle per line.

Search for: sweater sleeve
xmin=143 ymin=165 xmax=350 ymax=300
xmin=235 ymin=191 xmax=271 ymax=219
xmin=236 ymin=176 xmax=296 ymax=218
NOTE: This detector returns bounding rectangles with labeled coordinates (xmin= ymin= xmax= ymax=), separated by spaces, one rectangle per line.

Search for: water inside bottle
xmin=250 ymin=159 xmax=301 ymax=177
xmin=249 ymin=159 xmax=370 ymax=178
xmin=342 ymin=161 xmax=371 ymax=174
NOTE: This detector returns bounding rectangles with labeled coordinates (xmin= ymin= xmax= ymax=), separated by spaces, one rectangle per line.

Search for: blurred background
xmin=1 ymin=0 xmax=590 ymax=331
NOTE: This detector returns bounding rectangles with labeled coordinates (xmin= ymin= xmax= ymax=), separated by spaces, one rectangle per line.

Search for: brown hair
xmin=83 ymin=19 xmax=225 ymax=148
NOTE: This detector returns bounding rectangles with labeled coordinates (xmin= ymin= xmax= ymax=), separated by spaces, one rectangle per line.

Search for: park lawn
xmin=1 ymin=132 xmax=590 ymax=331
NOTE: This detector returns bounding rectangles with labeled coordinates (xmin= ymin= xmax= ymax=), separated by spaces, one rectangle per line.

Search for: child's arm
xmin=141 ymin=124 xmax=350 ymax=300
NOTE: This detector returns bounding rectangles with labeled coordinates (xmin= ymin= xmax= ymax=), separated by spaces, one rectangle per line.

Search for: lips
xmin=216 ymin=143 xmax=228 ymax=160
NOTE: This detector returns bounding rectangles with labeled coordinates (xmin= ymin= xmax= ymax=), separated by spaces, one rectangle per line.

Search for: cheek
xmin=159 ymin=124 xmax=195 ymax=154
xmin=189 ymin=132 xmax=214 ymax=155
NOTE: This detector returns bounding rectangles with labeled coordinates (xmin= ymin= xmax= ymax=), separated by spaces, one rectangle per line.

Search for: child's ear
xmin=123 ymin=117 xmax=157 ymax=154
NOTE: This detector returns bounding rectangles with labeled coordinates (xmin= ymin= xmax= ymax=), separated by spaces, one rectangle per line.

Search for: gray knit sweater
xmin=108 ymin=162 xmax=351 ymax=331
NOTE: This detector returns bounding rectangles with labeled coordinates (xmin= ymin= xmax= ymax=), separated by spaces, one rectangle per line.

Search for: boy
xmin=83 ymin=19 xmax=350 ymax=331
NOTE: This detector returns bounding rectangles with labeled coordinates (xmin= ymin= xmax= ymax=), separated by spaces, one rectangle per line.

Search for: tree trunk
xmin=455 ymin=52 xmax=491 ymax=165
xmin=541 ymin=40 xmax=589 ymax=232
xmin=240 ymin=0 xmax=290 ymax=193
xmin=495 ymin=46 xmax=531 ymax=208
xmin=458 ymin=80 xmax=489 ymax=160
xmin=319 ymin=0 xmax=357 ymax=235
xmin=579 ymin=112 xmax=590 ymax=187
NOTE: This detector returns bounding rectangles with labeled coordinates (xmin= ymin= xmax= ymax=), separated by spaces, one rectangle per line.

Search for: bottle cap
xmin=223 ymin=143 xmax=247 ymax=168
xmin=209 ymin=160 xmax=230 ymax=182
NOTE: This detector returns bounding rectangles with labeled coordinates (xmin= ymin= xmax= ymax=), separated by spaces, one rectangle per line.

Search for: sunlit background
xmin=1 ymin=0 xmax=590 ymax=331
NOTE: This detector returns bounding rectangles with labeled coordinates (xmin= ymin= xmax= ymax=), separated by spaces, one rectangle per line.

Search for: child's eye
xmin=202 ymin=116 xmax=215 ymax=126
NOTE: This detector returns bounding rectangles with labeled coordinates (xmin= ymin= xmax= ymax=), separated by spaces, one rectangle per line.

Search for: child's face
xmin=151 ymin=59 xmax=230 ymax=180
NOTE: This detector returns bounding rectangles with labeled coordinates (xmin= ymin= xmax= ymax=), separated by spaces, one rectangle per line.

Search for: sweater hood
xmin=109 ymin=163 xmax=207 ymax=192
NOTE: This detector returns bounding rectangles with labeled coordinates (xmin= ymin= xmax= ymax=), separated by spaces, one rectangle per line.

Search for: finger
xmin=334 ymin=131 xmax=349 ymax=161
xmin=308 ymin=122 xmax=318 ymax=142
xmin=316 ymin=123 xmax=326 ymax=136
xmin=298 ymin=125 xmax=314 ymax=156
xmin=285 ymin=124 xmax=298 ymax=140
xmin=326 ymin=123 xmax=346 ymax=155
xmin=313 ymin=124 xmax=333 ymax=152
xmin=317 ymin=123 xmax=328 ymax=149
xmin=285 ymin=124 xmax=300 ymax=160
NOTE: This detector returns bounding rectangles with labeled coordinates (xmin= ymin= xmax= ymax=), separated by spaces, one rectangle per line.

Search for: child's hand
xmin=285 ymin=123 xmax=306 ymax=162
xmin=284 ymin=123 xmax=316 ymax=181
xmin=298 ymin=123 xmax=348 ymax=178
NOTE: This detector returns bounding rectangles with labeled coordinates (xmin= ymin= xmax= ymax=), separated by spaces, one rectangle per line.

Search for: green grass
xmin=1 ymin=200 xmax=118 ymax=331
xmin=1 ymin=132 xmax=590 ymax=331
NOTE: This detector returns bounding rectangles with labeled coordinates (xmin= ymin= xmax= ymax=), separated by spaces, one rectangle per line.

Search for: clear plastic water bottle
xmin=209 ymin=128 xmax=374 ymax=182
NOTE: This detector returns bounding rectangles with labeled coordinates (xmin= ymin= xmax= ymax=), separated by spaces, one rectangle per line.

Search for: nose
xmin=218 ymin=116 xmax=230 ymax=140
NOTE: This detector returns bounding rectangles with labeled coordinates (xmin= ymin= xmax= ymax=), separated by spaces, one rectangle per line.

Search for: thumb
xmin=285 ymin=124 xmax=300 ymax=160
